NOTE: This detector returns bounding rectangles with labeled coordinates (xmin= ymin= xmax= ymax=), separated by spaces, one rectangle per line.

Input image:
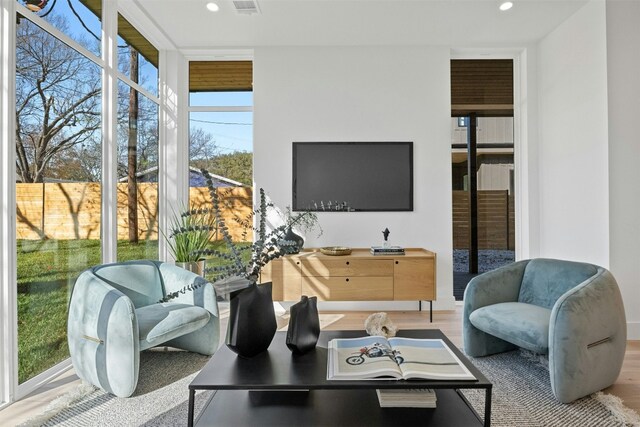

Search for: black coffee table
xmin=188 ymin=329 xmax=492 ymax=426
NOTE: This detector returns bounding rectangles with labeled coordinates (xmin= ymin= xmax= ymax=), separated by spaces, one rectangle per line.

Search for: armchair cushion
xmin=136 ymin=303 xmax=211 ymax=351
xmin=518 ymin=259 xmax=597 ymax=309
xmin=469 ymin=302 xmax=551 ymax=354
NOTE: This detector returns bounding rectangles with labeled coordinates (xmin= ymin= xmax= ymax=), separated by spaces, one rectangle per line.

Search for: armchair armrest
xmin=549 ymin=268 xmax=627 ymax=403
xmin=463 ymin=260 xmax=530 ymax=357
xmin=68 ymin=270 xmax=140 ymax=397
xmin=158 ymin=263 xmax=218 ymax=318
xmin=159 ymin=263 xmax=221 ymax=355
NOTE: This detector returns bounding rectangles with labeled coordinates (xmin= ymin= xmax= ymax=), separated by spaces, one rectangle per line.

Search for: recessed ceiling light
xmin=206 ymin=2 xmax=220 ymax=12
xmin=499 ymin=1 xmax=513 ymax=11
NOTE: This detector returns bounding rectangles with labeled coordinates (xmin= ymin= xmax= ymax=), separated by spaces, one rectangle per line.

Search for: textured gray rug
xmin=29 ymin=348 xmax=639 ymax=427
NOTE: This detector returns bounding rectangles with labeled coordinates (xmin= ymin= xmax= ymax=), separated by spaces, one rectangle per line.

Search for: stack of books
xmin=376 ymin=388 xmax=437 ymax=408
xmin=370 ymin=245 xmax=405 ymax=255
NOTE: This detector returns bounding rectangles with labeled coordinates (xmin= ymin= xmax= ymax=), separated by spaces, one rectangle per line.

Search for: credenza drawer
xmin=301 ymin=276 xmax=393 ymax=301
xmin=300 ymin=259 xmax=393 ymax=278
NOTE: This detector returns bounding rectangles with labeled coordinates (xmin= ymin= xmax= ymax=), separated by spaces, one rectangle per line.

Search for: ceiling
xmin=133 ymin=0 xmax=588 ymax=49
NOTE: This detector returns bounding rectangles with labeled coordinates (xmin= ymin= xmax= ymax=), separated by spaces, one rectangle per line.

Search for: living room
xmin=1 ymin=0 xmax=639 ymax=425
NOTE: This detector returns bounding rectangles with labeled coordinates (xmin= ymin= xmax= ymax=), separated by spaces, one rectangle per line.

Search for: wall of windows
xmin=10 ymin=0 xmax=160 ymax=394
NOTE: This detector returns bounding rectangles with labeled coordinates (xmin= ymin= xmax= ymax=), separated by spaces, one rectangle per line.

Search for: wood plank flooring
xmin=1 ymin=306 xmax=638 ymax=426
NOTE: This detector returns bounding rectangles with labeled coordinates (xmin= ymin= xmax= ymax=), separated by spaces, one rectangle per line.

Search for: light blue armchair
xmin=68 ymin=260 xmax=220 ymax=397
xmin=463 ymin=258 xmax=626 ymax=403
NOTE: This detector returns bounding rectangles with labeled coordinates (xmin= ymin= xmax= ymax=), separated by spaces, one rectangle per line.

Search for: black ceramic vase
xmin=286 ymin=295 xmax=320 ymax=354
xmin=226 ymin=282 xmax=277 ymax=358
xmin=283 ymin=227 xmax=304 ymax=254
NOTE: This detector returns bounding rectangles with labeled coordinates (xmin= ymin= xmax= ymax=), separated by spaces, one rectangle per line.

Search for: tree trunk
xmin=127 ymin=49 xmax=139 ymax=243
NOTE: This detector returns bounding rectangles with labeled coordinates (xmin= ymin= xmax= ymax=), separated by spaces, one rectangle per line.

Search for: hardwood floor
xmin=1 ymin=306 xmax=638 ymax=426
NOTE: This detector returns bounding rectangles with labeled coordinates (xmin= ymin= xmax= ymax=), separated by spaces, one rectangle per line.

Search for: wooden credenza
xmin=261 ymin=248 xmax=436 ymax=306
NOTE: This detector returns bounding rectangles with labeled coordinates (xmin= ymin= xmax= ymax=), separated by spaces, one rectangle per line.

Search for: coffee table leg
xmin=484 ymin=387 xmax=492 ymax=427
xmin=188 ymin=389 xmax=195 ymax=427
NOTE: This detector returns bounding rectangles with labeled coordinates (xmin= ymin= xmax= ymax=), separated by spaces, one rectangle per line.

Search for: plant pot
xmin=226 ymin=282 xmax=277 ymax=358
xmin=283 ymin=227 xmax=304 ymax=254
xmin=175 ymin=260 xmax=205 ymax=276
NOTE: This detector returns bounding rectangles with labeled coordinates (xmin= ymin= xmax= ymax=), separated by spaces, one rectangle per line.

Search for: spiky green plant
xmin=165 ymin=204 xmax=216 ymax=263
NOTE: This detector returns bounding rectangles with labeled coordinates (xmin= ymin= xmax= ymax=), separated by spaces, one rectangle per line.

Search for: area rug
xmin=25 ymin=348 xmax=640 ymax=427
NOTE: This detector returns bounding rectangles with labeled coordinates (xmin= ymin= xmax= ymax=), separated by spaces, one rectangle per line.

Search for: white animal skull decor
xmin=364 ymin=312 xmax=398 ymax=338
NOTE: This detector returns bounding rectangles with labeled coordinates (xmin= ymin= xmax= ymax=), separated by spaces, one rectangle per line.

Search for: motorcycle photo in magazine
xmin=326 ymin=336 xmax=476 ymax=381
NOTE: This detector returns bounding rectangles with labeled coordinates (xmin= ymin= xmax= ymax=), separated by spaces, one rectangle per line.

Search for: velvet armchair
xmin=68 ymin=260 xmax=220 ymax=397
xmin=463 ymin=258 xmax=626 ymax=403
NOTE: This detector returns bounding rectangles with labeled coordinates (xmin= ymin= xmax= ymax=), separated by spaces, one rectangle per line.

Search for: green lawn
xmin=17 ymin=238 xmax=241 ymax=383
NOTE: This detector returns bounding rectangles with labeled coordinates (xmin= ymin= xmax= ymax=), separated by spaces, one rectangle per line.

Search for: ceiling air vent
xmin=232 ymin=0 xmax=260 ymax=15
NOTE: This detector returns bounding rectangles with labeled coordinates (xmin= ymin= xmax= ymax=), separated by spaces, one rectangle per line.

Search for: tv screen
xmin=292 ymin=142 xmax=413 ymax=212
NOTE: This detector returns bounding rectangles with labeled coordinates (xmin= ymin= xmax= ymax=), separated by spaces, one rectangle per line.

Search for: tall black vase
xmin=226 ymin=282 xmax=277 ymax=358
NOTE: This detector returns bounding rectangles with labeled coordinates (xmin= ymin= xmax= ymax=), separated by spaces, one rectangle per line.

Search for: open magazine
xmin=327 ymin=336 xmax=476 ymax=381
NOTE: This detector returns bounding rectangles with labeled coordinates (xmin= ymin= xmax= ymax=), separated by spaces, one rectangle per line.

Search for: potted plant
xmin=167 ymin=168 xmax=319 ymax=357
xmin=165 ymin=204 xmax=215 ymax=276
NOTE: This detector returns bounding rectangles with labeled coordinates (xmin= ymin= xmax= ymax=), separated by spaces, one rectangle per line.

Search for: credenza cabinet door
xmin=300 ymin=259 xmax=393 ymax=278
xmin=393 ymin=258 xmax=435 ymax=300
xmin=302 ymin=277 xmax=393 ymax=301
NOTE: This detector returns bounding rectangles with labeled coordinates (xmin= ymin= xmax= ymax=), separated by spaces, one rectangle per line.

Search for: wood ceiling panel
xmin=79 ymin=0 xmax=159 ymax=67
xmin=189 ymin=61 xmax=253 ymax=92
xmin=451 ymin=59 xmax=513 ymax=115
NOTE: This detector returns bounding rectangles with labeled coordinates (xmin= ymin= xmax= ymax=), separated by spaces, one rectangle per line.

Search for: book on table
xmin=370 ymin=246 xmax=405 ymax=254
xmin=376 ymin=388 xmax=437 ymax=408
xmin=327 ymin=336 xmax=476 ymax=381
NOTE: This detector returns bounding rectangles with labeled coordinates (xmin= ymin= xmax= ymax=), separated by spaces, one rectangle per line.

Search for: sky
xmin=27 ymin=0 xmax=253 ymax=156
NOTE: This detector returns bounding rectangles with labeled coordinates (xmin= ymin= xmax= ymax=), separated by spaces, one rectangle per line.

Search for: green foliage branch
xmin=163 ymin=168 xmax=319 ymax=300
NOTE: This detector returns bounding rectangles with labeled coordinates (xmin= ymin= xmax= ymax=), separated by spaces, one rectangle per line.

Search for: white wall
xmin=253 ymin=46 xmax=455 ymax=310
xmin=606 ymin=0 xmax=640 ymax=339
xmin=536 ymin=1 xmax=609 ymax=266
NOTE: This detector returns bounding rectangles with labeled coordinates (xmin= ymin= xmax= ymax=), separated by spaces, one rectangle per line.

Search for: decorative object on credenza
xmin=227 ymin=282 xmax=277 ymax=358
xmin=382 ymin=227 xmax=391 ymax=248
xmin=279 ymin=206 xmax=322 ymax=253
xmin=370 ymin=245 xmax=405 ymax=255
xmin=320 ymin=246 xmax=352 ymax=256
xmin=365 ymin=312 xmax=398 ymax=338
xmin=286 ymin=295 xmax=320 ymax=354
xmin=282 ymin=227 xmax=304 ymax=254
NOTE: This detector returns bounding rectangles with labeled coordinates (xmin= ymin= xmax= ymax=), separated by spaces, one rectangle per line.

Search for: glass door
xmin=451 ymin=116 xmax=515 ymax=300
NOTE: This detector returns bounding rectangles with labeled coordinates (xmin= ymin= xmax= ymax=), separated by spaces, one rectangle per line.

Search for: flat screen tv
xmin=292 ymin=142 xmax=413 ymax=212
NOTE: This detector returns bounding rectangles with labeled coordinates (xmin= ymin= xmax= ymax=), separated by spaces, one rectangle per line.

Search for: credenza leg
xmin=430 ymin=301 xmax=433 ymax=323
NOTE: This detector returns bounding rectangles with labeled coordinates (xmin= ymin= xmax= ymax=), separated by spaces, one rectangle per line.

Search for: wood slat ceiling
xmin=79 ymin=0 xmax=159 ymax=67
xmin=189 ymin=61 xmax=253 ymax=92
xmin=451 ymin=59 xmax=513 ymax=116
xmin=117 ymin=13 xmax=159 ymax=67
